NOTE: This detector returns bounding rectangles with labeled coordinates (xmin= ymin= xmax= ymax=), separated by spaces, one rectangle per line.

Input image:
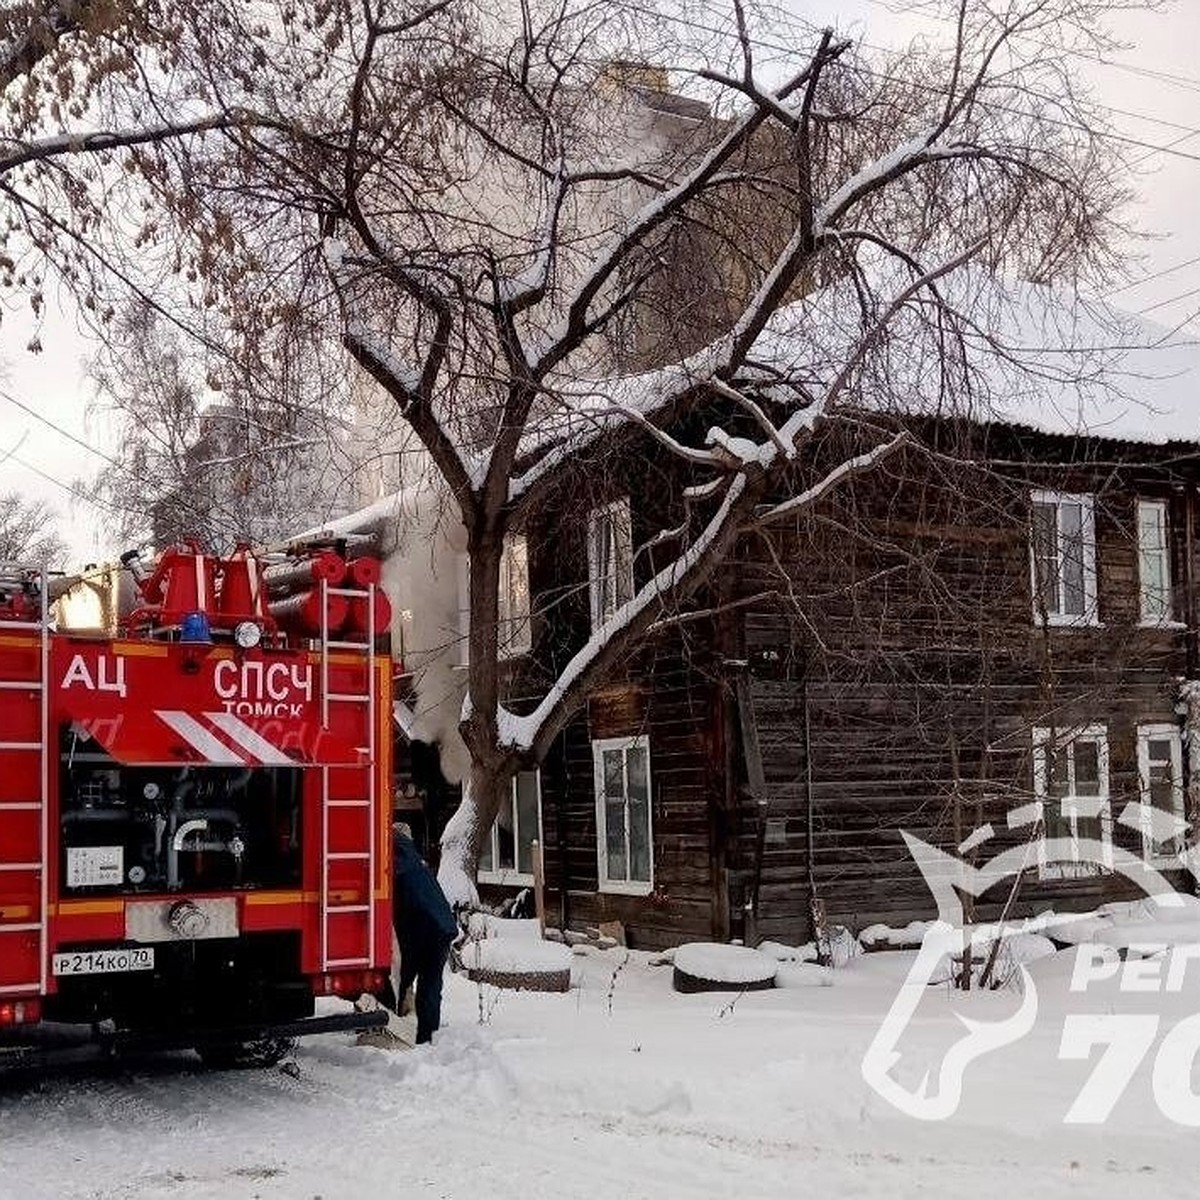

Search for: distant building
xmin=151 ymin=403 xmax=358 ymax=550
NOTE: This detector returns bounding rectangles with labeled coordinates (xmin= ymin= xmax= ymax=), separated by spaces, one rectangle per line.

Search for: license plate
xmin=52 ymin=947 xmax=155 ymax=976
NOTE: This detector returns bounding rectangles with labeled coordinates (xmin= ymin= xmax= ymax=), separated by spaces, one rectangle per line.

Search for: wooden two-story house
xmin=474 ymin=387 xmax=1200 ymax=951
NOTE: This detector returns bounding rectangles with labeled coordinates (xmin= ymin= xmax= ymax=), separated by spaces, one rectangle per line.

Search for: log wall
xmin=487 ymin=419 xmax=1200 ymax=949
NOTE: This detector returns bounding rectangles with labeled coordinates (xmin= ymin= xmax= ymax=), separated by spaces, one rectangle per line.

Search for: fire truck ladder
xmin=317 ymin=578 xmax=378 ymax=972
xmin=0 ymin=567 xmax=50 ymax=996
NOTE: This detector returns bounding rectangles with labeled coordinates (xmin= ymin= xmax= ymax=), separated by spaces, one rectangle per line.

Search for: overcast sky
xmin=3 ymin=1 xmax=1200 ymax=567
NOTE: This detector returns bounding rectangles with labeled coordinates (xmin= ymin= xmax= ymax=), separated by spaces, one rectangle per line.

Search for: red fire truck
xmin=0 ymin=539 xmax=393 ymax=1067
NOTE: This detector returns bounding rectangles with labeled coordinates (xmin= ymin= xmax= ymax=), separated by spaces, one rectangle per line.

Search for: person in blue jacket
xmin=386 ymin=822 xmax=459 ymax=1044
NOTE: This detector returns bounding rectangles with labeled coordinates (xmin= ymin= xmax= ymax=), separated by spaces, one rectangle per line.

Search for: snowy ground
xmin=1 ymin=943 xmax=1196 ymax=1200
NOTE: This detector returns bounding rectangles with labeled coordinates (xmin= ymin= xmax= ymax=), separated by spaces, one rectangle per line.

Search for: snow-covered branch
xmin=534 ymin=55 xmax=824 ymax=378
xmin=754 ymin=432 xmax=909 ymax=526
xmin=500 ymin=474 xmax=754 ymax=761
xmin=708 ymin=379 xmax=794 ymax=459
xmin=0 ymin=110 xmax=258 ymax=175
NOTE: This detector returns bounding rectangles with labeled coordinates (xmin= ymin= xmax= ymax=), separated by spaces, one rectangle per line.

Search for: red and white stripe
xmin=156 ymin=710 xmax=295 ymax=766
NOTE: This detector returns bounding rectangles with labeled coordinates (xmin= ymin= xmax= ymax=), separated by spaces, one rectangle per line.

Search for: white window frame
xmin=1029 ymin=489 xmax=1099 ymax=627
xmin=587 ymin=498 xmax=634 ymax=630
xmin=477 ymin=769 xmax=543 ymax=886
xmin=1136 ymin=723 xmax=1186 ymax=868
xmin=593 ymin=734 xmax=654 ymax=896
xmin=455 ymin=534 xmax=533 ymax=665
xmin=498 ymin=534 xmax=532 ymax=658
xmin=455 ymin=551 xmax=470 ymax=668
xmin=1136 ymin=499 xmax=1177 ymax=627
xmin=1031 ymin=724 xmax=1112 ymax=879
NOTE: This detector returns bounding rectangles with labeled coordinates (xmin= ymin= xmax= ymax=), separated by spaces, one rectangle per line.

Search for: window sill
xmin=1137 ymin=619 xmax=1186 ymax=631
xmin=478 ymin=870 xmax=534 ymax=887
xmin=1034 ymin=616 xmax=1103 ymax=630
xmin=598 ymin=880 xmax=654 ymax=897
xmin=1037 ymin=862 xmax=1111 ymax=881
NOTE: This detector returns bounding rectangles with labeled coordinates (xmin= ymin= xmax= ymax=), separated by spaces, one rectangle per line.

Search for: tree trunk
xmin=436 ymin=757 xmax=513 ymax=908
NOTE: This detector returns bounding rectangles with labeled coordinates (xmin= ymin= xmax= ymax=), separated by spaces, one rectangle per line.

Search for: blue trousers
xmin=398 ymin=938 xmax=451 ymax=1044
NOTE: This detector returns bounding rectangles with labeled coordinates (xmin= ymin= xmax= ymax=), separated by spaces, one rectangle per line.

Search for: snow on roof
xmin=528 ymin=263 xmax=1200 ymax=461
xmin=981 ymin=306 xmax=1200 ymax=446
xmin=752 ymin=265 xmax=1200 ymax=447
xmin=324 ymin=270 xmax=1200 ymax=547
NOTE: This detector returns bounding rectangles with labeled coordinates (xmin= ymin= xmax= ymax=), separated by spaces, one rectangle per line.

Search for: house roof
xmin=751 ymin=268 xmax=1200 ymax=450
xmin=958 ymin=297 xmax=1200 ymax=448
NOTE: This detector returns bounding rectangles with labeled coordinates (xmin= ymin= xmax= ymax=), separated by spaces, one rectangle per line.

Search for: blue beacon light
xmin=180 ymin=611 xmax=213 ymax=643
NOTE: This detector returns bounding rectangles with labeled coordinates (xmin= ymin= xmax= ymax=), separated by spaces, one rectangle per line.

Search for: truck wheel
xmin=197 ymin=1036 xmax=295 ymax=1070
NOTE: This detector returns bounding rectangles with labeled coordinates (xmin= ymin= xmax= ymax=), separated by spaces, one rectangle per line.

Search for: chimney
xmin=601 ymin=59 xmax=670 ymax=93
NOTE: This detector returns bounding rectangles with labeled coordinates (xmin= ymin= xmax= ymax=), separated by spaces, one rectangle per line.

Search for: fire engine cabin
xmin=0 ymin=541 xmax=393 ymax=1065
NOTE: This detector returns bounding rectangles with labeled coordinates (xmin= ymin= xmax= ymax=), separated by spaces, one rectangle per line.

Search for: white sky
xmin=3 ymin=1 xmax=1200 ymax=567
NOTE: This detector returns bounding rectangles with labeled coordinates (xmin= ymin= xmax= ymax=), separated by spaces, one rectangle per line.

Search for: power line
xmin=1091 ymin=56 xmax=1200 ymax=98
xmin=860 ymin=0 xmax=1200 ymax=99
xmin=1106 ymin=252 xmax=1200 ymax=298
xmin=0 ymin=388 xmax=121 ymax=468
xmin=627 ymin=1 xmax=1200 ymax=167
xmin=2 ymin=449 xmax=138 ymax=517
xmin=1137 ymin=283 xmax=1200 ymax=317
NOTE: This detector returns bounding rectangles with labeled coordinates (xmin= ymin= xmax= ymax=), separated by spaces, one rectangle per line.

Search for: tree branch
xmin=342 ymin=325 xmax=478 ymax=516
xmin=0 ymin=110 xmax=257 ymax=175
xmin=753 ymin=431 xmax=909 ymax=526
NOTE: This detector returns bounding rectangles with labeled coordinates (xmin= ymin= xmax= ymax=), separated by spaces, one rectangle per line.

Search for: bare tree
xmin=0 ymin=489 xmax=66 ymax=563
xmin=90 ymin=301 xmax=359 ymax=550
xmin=0 ymin=1 xmax=296 ymax=344
xmin=23 ymin=0 xmax=1143 ymax=899
xmin=316 ymin=0 xmax=1133 ymax=899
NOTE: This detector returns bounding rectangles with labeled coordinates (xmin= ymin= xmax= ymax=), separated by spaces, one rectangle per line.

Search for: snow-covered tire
xmin=459 ymin=938 xmax=573 ymax=992
xmin=465 ymin=965 xmax=572 ymax=992
xmin=197 ymin=1036 xmax=295 ymax=1070
xmin=672 ymin=943 xmax=777 ymax=993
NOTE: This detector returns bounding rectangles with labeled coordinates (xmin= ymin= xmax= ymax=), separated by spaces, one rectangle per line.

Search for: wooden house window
xmin=478 ymin=769 xmax=541 ymax=884
xmin=456 ymin=534 xmax=532 ymax=663
xmin=1136 ymin=499 xmax=1174 ymax=625
xmin=588 ymin=498 xmax=634 ymax=629
xmin=1032 ymin=725 xmax=1111 ymax=879
xmin=1029 ymin=491 xmax=1098 ymax=626
xmin=593 ymin=735 xmax=653 ymax=894
xmin=499 ymin=534 xmax=532 ymax=656
xmin=1136 ymin=724 xmax=1185 ymax=867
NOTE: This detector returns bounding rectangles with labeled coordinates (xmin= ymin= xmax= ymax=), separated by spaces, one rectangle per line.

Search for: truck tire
xmin=197 ymin=1036 xmax=295 ymax=1070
